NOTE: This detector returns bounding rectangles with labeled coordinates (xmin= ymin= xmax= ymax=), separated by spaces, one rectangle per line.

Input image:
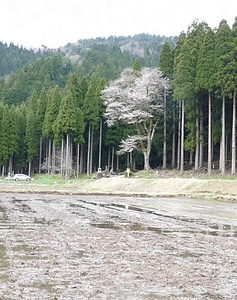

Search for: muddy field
xmin=0 ymin=193 xmax=237 ymax=299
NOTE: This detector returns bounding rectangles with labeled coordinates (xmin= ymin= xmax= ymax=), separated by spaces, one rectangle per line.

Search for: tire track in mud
xmin=0 ymin=194 xmax=237 ymax=299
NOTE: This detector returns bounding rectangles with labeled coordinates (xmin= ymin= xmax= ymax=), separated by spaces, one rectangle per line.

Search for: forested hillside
xmin=62 ymin=34 xmax=177 ymax=71
xmin=0 ymin=34 xmax=174 ymax=106
xmin=1 ymin=19 xmax=237 ymax=178
xmin=0 ymin=54 xmax=74 ymax=105
xmin=0 ymin=41 xmax=53 ymax=76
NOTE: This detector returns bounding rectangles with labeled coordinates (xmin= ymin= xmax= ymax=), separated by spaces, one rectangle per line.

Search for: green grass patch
xmin=134 ymin=170 xmax=156 ymax=179
xmin=32 ymin=173 xmax=90 ymax=185
xmin=33 ymin=174 xmax=66 ymax=185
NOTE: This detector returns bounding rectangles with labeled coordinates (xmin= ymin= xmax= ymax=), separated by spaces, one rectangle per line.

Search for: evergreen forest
xmin=1 ymin=18 xmax=237 ymax=178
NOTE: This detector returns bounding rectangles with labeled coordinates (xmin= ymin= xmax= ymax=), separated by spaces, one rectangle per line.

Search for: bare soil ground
xmin=0 ymin=193 xmax=237 ymax=299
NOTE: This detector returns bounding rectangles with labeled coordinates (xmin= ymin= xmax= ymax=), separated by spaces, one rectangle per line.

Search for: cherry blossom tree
xmin=102 ymin=67 xmax=169 ymax=170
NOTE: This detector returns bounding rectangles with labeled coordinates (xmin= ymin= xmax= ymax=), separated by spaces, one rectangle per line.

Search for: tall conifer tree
xmin=196 ymin=28 xmax=216 ymax=175
xmin=83 ymin=73 xmax=99 ymax=176
xmin=159 ymin=42 xmax=174 ymax=169
xmin=172 ymin=40 xmax=195 ymax=173
xmin=215 ymin=20 xmax=233 ymax=174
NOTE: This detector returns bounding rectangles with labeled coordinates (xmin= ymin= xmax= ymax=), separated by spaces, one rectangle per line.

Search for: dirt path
xmin=0 ymin=193 xmax=237 ymax=299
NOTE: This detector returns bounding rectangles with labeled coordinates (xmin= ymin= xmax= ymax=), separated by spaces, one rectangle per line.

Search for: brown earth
xmin=0 ymin=193 xmax=237 ymax=299
xmin=1 ymin=172 xmax=237 ymax=299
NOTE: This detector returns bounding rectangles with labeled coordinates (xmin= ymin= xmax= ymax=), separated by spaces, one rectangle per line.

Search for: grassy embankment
xmin=1 ymin=170 xmax=237 ymax=201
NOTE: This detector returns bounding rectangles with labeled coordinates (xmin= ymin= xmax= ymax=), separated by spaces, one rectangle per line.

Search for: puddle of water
xmin=77 ymin=198 xmax=237 ymax=238
xmin=33 ymin=217 xmax=55 ymax=225
xmin=70 ymin=203 xmax=94 ymax=212
xmin=11 ymin=243 xmax=41 ymax=260
xmin=0 ymin=243 xmax=9 ymax=274
xmin=200 ymin=292 xmax=224 ymax=299
xmin=32 ymin=282 xmax=55 ymax=294
xmin=34 ymin=217 xmax=47 ymax=224
xmin=91 ymin=223 xmax=121 ymax=230
xmin=90 ymin=220 xmax=237 ymax=238
xmin=71 ymin=250 xmax=85 ymax=258
xmin=15 ymin=254 xmax=41 ymax=260
xmin=126 ymin=204 xmax=237 ymax=237
xmin=129 ymin=223 xmax=163 ymax=234
xmin=0 ymin=274 xmax=9 ymax=282
xmin=179 ymin=251 xmax=205 ymax=258
xmin=10 ymin=200 xmax=37 ymax=214
xmin=0 ymin=243 xmax=7 ymax=259
xmin=12 ymin=244 xmax=36 ymax=252
xmin=0 ymin=206 xmax=5 ymax=213
xmin=78 ymin=200 xmax=237 ymax=237
xmin=0 ymin=205 xmax=9 ymax=221
xmin=110 ymin=203 xmax=127 ymax=209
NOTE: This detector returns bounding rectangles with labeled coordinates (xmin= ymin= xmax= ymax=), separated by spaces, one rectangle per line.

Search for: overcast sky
xmin=0 ymin=0 xmax=236 ymax=49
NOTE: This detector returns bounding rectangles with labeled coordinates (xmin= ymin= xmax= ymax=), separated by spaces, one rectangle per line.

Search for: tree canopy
xmin=102 ymin=67 xmax=169 ymax=170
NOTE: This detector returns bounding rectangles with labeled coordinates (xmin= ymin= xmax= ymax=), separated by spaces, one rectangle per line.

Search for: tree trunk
xmin=107 ymin=146 xmax=111 ymax=171
xmin=208 ymin=92 xmax=212 ymax=176
xmin=61 ymin=138 xmax=64 ymax=178
xmin=28 ymin=161 xmax=31 ymax=176
xmin=70 ymin=138 xmax=73 ymax=177
xmin=162 ymin=89 xmax=167 ymax=169
xmin=231 ymin=91 xmax=236 ymax=175
xmin=80 ymin=144 xmax=84 ymax=174
xmin=143 ymin=151 xmax=150 ymax=171
xmin=219 ymin=138 xmax=223 ymax=172
xmin=8 ymin=155 xmax=13 ymax=175
xmin=195 ymin=97 xmax=199 ymax=170
xmin=98 ymin=118 xmax=102 ymax=170
xmin=130 ymin=151 xmax=132 ymax=168
xmin=226 ymin=134 xmax=228 ymax=164
xmin=87 ymin=124 xmax=91 ymax=177
xmin=189 ymin=151 xmax=193 ymax=165
xmin=199 ymin=111 xmax=204 ymax=168
xmin=116 ymin=155 xmax=119 ymax=172
xmin=48 ymin=138 xmax=52 ymax=174
xmin=90 ymin=125 xmax=94 ymax=175
xmin=111 ymin=146 xmax=115 ymax=172
xmin=77 ymin=144 xmax=80 ymax=178
xmin=180 ymin=100 xmax=185 ymax=174
xmin=143 ymin=132 xmax=151 ymax=171
xmin=177 ymin=101 xmax=181 ymax=170
xmin=52 ymin=140 xmax=56 ymax=175
xmin=172 ymin=101 xmax=176 ymax=169
xmin=220 ymin=95 xmax=225 ymax=175
xmin=65 ymin=134 xmax=70 ymax=179
xmin=2 ymin=165 xmax=5 ymax=177
xmin=39 ymin=136 xmax=42 ymax=174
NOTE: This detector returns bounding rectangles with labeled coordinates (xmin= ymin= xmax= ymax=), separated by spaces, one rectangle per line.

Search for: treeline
xmin=1 ymin=19 xmax=237 ymax=177
xmin=160 ymin=18 xmax=237 ymax=175
xmin=1 ymin=34 xmax=173 ymax=177
xmin=0 ymin=71 xmax=133 ymax=178
xmin=0 ymin=41 xmax=52 ymax=76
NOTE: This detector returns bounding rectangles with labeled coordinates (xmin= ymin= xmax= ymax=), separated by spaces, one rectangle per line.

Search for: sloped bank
xmin=76 ymin=177 xmax=237 ymax=202
xmin=1 ymin=176 xmax=237 ymax=202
